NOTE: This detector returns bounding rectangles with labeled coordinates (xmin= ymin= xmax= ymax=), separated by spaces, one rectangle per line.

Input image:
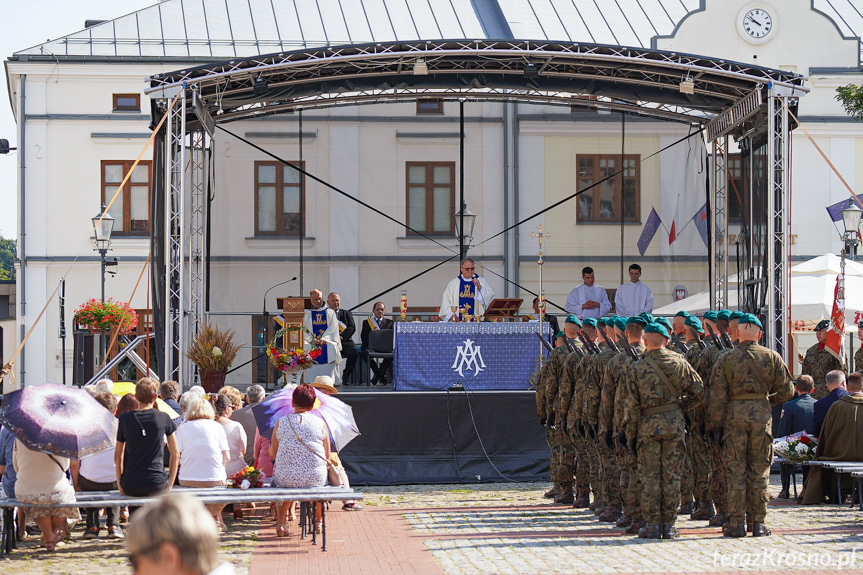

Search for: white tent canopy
xmin=654 ymin=254 xmax=863 ymax=333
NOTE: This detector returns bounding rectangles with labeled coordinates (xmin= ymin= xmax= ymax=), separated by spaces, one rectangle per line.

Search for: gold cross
xmin=530 ymin=225 xmax=551 ymax=258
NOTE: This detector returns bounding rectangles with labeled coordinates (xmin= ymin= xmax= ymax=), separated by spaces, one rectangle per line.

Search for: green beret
xmin=739 ymin=313 xmax=763 ymax=329
xmin=730 ymin=310 xmax=744 ymax=321
xmin=565 ymin=315 xmax=582 ymax=326
xmin=654 ymin=317 xmax=672 ymax=331
xmin=684 ymin=315 xmax=704 ymax=334
xmin=717 ymin=309 xmax=732 ymax=321
xmin=675 ymin=310 xmax=691 ymax=318
xmin=703 ymin=311 xmax=718 ymax=321
xmin=644 ymin=322 xmax=670 ymax=339
xmin=597 ymin=317 xmax=611 ymax=326
xmin=613 ymin=317 xmax=627 ymax=332
xmin=815 ymin=319 xmax=830 ymax=332
xmin=626 ymin=316 xmax=647 ymax=326
xmin=582 ymin=318 xmax=598 ymax=328
xmin=556 ymin=330 xmax=566 ymax=339
xmin=639 ymin=312 xmax=655 ymax=324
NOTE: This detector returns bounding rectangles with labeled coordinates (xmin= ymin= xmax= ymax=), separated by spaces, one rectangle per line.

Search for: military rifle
xmin=693 ymin=332 xmax=707 ymax=350
xmin=534 ymin=332 xmax=554 ymax=354
xmin=580 ymin=332 xmax=601 ymax=354
xmin=598 ymin=328 xmax=622 ymax=354
xmin=705 ymin=323 xmax=725 ymax=349
xmin=717 ymin=324 xmax=735 ymax=348
xmin=563 ymin=335 xmax=586 ymax=358
xmin=577 ymin=333 xmax=596 ymax=354
xmin=670 ymin=332 xmax=689 ymax=354
xmin=618 ymin=336 xmax=641 ymax=362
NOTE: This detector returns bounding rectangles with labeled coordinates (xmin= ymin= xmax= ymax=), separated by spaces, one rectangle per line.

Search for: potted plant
xmin=74 ymin=297 xmax=139 ymax=334
xmin=186 ymin=323 xmax=241 ymax=392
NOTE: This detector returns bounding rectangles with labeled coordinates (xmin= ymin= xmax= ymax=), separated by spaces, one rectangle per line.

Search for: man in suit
xmin=328 ymin=292 xmax=357 ymax=386
xmin=776 ymin=375 xmax=816 ymax=498
xmin=812 ymin=370 xmax=849 ymax=437
xmin=361 ymin=301 xmax=394 ymax=385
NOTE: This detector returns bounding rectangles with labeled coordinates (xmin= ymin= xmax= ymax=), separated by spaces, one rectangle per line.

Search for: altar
xmin=393 ymin=322 xmax=551 ymax=391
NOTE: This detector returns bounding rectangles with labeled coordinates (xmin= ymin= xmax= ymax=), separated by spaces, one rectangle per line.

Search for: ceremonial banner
xmin=693 ymin=203 xmax=709 ymax=248
xmin=393 ymin=322 xmax=550 ymax=391
xmin=826 ymin=266 xmax=845 ymax=364
xmin=826 ymin=197 xmax=863 ymax=222
xmin=637 ymin=208 xmax=662 ymax=256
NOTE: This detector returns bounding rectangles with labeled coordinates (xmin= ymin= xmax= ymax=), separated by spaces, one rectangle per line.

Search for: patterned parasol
xmin=0 ymin=383 xmax=117 ymax=460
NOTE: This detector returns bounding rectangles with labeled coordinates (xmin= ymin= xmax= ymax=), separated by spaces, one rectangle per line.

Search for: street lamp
xmin=842 ymin=202 xmax=862 ymax=260
xmin=92 ymin=204 xmax=115 ymax=303
xmin=453 ymin=206 xmax=476 ymax=261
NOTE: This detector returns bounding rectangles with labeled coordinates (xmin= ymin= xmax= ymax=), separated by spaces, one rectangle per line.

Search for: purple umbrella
xmin=0 ymin=383 xmax=117 ymax=460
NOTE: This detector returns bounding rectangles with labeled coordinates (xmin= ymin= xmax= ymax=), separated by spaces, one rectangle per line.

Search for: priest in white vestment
xmin=302 ymin=289 xmax=343 ymax=385
xmin=565 ymin=266 xmax=611 ymax=320
xmin=614 ymin=264 xmax=654 ymax=316
xmin=440 ymin=258 xmax=495 ymax=321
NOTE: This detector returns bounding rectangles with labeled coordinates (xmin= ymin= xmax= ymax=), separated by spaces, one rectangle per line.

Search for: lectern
xmin=276 ymin=297 xmax=312 ymax=346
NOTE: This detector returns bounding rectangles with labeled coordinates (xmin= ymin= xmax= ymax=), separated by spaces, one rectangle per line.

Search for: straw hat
xmin=310 ymin=375 xmax=338 ymax=395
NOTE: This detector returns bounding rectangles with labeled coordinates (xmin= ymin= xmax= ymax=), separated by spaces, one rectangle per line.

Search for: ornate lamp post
xmin=842 ymin=202 xmax=862 ymax=260
xmin=454 ymin=206 xmax=476 ymax=262
xmin=91 ymin=205 xmax=115 ymax=358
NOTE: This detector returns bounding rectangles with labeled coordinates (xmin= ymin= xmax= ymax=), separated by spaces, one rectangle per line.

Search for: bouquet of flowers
xmin=74 ymin=297 xmax=139 ymax=334
xmin=773 ymin=432 xmax=818 ymax=462
xmin=227 ymin=466 xmax=264 ymax=489
xmin=185 ymin=323 xmax=241 ymax=371
xmin=267 ymin=326 xmax=321 ymax=375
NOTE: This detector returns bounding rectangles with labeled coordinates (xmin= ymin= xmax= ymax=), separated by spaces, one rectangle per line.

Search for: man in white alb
xmin=613 ymin=263 xmax=654 ymax=317
xmin=303 ymin=289 xmax=343 ymax=385
xmin=440 ymin=259 xmax=496 ymax=321
xmin=565 ymin=266 xmax=611 ymax=320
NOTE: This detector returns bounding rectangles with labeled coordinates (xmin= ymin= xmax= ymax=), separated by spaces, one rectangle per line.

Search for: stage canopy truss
xmin=145 ymin=39 xmax=808 ymax=383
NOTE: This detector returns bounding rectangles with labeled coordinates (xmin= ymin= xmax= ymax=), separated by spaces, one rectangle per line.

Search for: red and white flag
xmin=668 ymin=199 xmax=680 ymax=245
xmin=826 ymin=265 xmax=845 ymax=364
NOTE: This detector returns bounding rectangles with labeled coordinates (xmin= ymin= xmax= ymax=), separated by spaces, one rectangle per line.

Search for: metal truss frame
xmin=164 ymin=91 xmax=186 ymax=382
xmin=710 ymin=135 xmax=729 ymax=310
xmin=187 ymin=127 xmax=207 ymax=384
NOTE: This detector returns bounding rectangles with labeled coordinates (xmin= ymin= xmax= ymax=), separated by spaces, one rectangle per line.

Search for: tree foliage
xmin=0 ymin=237 xmax=15 ymax=281
xmin=836 ymin=84 xmax=863 ymax=121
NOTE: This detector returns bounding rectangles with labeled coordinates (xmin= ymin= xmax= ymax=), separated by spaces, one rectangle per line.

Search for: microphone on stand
xmin=262 ymin=277 xmax=298 ymax=349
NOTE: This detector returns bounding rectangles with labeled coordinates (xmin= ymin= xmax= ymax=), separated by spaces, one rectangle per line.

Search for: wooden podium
xmin=276 ymin=297 xmax=312 ymax=346
xmin=484 ymin=298 xmax=523 ymax=320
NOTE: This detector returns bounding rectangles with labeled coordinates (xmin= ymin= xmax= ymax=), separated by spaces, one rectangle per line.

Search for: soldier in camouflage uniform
xmin=708 ymin=313 xmax=793 ymax=537
xmin=801 ymin=319 xmax=845 ymax=399
xmin=585 ymin=317 xmax=623 ymax=522
xmin=622 ymin=322 xmax=703 ymax=539
xmin=543 ymin=317 xmax=583 ymax=504
xmin=603 ymin=316 xmax=646 ymax=533
xmin=681 ymin=315 xmax=713 ymax=521
xmin=856 ymin=320 xmax=863 ymax=372
xmin=538 ymin=330 xmax=567 ymax=499
xmin=564 ymin=318 xmax=600 ymax=508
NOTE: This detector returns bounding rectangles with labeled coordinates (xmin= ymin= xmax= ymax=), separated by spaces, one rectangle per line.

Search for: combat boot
xmin=690 ymin=501 xmax=715 ymax=520
xmin=637 ymin=524 xmax=661 ymax=539
xmin=722 ymin=524 xmax=746 ymax=538
xmin=751 ymin=522 xmax=772 ymax=537
xmin=544 ymin=484 xmax=560 ymax=499
xmin=554 ymin=489 xmax=574 ymax=505
xmin=572 ymin=490 xmax=590 ymax=509
xmin=593 ymin=504 xmax=607 ymax=516
xmin=661 ymin=524 xmax=680 ymax=539
xmin=598 ymin=505 xmax=622 ymax=523
xmin=588 ymin=500 xmax=598 ymax=511
xmin=625 ymin=519 xmax=645 ymax=535
xmin=708 ymin=512 xmax=727 ymax=527
xmin=615 ymin=514 xmax=632 ymax=528
xmin=679 ymin=500 xmax=694 ymax=515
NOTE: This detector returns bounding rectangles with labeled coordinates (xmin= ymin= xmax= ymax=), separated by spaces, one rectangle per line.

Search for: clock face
xmin=742 ymin=8 xmax=773 ymax=38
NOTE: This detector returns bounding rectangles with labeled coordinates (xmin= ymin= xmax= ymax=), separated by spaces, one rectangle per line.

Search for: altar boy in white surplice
xmin=302 ymin=289 xmax=343 ymax=386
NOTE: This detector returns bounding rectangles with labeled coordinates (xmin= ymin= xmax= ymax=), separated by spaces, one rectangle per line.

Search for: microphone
xmin=263 ymin=277 xmax=298 ymax=315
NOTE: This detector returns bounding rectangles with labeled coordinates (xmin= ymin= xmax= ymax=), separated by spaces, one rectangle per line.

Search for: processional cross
xmin=529 ymin=225 xmax=551 ymax=390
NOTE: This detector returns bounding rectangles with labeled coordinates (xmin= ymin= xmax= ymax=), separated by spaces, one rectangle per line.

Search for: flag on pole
xmin=826 ymin=197 xmax=863 ymax=222
xmin=668 ymin=198 xmax=680 ymax=245
xmin=692 ymin=203 xmax=709 ymax=248
xmin=637 ymin=208 xmax=662 ymax=256
xmin=825 ymin=261 xmax=845 ymax=365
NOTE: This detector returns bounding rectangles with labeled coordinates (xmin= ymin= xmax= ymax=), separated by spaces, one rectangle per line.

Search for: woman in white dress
xmin=269 ymin=384 xmax=330 ymax=538
xmin=213 ymin=394 xmax=247 ymax=476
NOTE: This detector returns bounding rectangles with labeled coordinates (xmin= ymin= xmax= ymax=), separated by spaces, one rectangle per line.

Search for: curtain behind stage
xmin=337 ymin=391 xmax=549 ymax=485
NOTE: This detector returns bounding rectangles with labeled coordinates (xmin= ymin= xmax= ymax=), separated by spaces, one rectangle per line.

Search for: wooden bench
xmin=0 ymin=486 xmax=362 ymax=555
xmin=802 ymin=461 xmax=863 ymax=506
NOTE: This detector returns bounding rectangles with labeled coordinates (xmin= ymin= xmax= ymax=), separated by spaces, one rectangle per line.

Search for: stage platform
xmin=335 ymin=389 xmax=549 ymax=486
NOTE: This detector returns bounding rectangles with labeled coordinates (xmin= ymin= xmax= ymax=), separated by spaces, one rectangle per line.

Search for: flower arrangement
xmin=227 ymin=466 xmax=264 ymax=489
xmin=74 ymin=297 xmax=139 ymax=334
xmin=267 ymin=325 xmax=321 ymax=375
xmin=185 ymin=323 xmax=241 ymax=371
xmin=773 ymin=432 xmax=818 ymax=462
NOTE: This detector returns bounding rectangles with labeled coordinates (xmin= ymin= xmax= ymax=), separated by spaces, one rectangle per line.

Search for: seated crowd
xmin=0 ymin=375 xmax=357 ymax=551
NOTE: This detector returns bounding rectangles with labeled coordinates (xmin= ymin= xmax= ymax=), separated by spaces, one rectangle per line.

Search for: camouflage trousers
xmin=551 ymin=428 xmax=575 ymax=487
xmin=583 ymin=438 xmax=603 ymax=504
xmin=569 ymin=432 xmax=591 ymax=494
xmin=638 ymin=435 xmax=685 ymax=526
xmin=617 ymin=444 xmax=642 ymax=520
xmin=600 ymin=441 xmax=621 ymax=507
xmin=684 ymin=431 xmax=712 ymax=502
xmin=546 ymin=427 xmax=560 ymax=483
xmin=708 ymin=438 xmax=729 ymax=513
xmin=680 ymin=438 xmax=694 ymax=504
xmin=723 ymin=420 xmax=772 ymax=527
